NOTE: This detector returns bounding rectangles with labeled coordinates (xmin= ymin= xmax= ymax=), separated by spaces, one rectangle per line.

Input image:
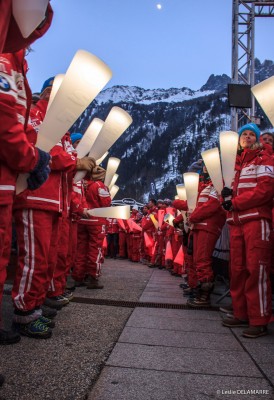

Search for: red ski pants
xmin=73 ymin=223 xmax=104 ymax=281
xmin=48 ymin=215 xmax=70 ymax=297
xmin=12 ymin=209 xmax=60 ymax=311
xmin=0 ymin=204 xmax=12 ymax=325
xmin=193 ymin=229 xmax=218 ymax=283
xmin=229 ymin=219 xmax=272 ymax=326
xmin=118 ymin=231 xmax=127 ymax=258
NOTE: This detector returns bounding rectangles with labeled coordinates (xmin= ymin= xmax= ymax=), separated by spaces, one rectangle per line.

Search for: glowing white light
xmin=156 ymin=4 xmax=162 ymax=10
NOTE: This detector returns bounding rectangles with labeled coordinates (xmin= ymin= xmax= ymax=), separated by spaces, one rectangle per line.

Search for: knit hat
xmin=32 ymin=92 xmax=40 ymax=104
xmin=91 ymin=166 xmax=106 ymax=181
xmin=238 ymin=123 xmax=260 ymax=142
xmin=70 ymin=133 xmax=83 ymax=144
xmin=164 ymin=198 xmax=171 ymax=206
xmin=40 ymin=77 xmax=54 ymax=94
xmin=132 ymin=205 xmax=138 ymax=211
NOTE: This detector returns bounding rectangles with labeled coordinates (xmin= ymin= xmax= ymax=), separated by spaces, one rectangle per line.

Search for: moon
xmin=156 ymin=4 xmax=162 ymax=10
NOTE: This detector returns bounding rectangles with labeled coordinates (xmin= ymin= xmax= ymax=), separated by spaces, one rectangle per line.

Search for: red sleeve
xmin=173 ymin=213 xmax=183 ymax=224
xmin=0 ymin=54 xmax=38 ymax=172
xmin=232 ymin=156 xmax=274 ymax=211
xmin=97 ymin=182 xmax=112 ymax=207
xmin=142 ymin=218 xmax=154 ymax=231
xmin=173 ymin=200 xmax=188 ymax=211
xmin=50 ymin=143 xmax=77 ymax=172
xmin=190 ymin=197 xmax=224 ymax=223
xmin=0 ymin=1 xmax=12 ymax=53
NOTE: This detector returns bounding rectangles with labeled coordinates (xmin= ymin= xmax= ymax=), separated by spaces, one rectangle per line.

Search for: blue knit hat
xmin=238 ymin=123 xmax=260 ymax=142
xmin=41 ymin=77 xmax=54 ymax=94
xmin=70 ymin=133 xmax=83 ymax=144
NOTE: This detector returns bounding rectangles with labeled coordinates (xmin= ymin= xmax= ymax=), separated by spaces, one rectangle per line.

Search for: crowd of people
xmin=103 ymin=126 xmax=274 ymax=340
xmin=0 ymin=0 xmax=274 ymax=389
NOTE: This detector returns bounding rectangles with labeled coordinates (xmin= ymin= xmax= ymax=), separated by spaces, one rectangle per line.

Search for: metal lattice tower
xmin=231 ymin=0 xmax=274 ymax=131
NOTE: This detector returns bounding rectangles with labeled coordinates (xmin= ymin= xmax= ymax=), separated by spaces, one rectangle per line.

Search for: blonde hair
xmin=238 ymin=141 xmax=262 ymax=151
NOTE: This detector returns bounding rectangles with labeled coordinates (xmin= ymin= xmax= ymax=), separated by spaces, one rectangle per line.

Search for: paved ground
xmin=1 ymin=258 xmax=274 ymax=400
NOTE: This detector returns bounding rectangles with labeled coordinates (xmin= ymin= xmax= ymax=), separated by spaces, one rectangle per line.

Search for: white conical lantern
xmin=36 ymin=50 xmax=112 ymax=152
xmin=87 ymin=204 xmax=128 ymax=218
xmin=16 ymin=50 xmax=112 ymax=194
xmin=108 ymin=174 xmax=119 ymax=191
xmin=183 ymin=172 xmax=199 ymax=212
xmin=176 ymin=184 xmax=187 ymax=200
xmin=73 ymin=119 xmax=105 ymax=183
xmin=96 ymin=151 xmax=108 ymax=166
xmin=201 ymin=147 xmax=223 ymax=195
xmin=104 ymin=157 xmax=120 ymax=187
xmin=251 ymin=76 xmax=274 ymax=126
xmin=164 ymin=213 xmax=175 ymax=226
xmin=176 ymin=184 xmax=187 ymax=220
xmin=47 ymin=74 xmax=64 ymax=110
xmin=219 ymin=131 xmax=239 ymax=188
xmin=75 ymin=118 xmax=104 ymax=158
xmin=110 ymin=185 xmax=119 ymax=200
xmin=12 ymin=0 xmax=49 ymax=38
xmin=89 ymin=107 xmax=132 ymax=160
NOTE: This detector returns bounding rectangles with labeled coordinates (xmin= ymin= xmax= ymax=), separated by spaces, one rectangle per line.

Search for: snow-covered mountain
xmin=94 ymin=85 xmax=215 ymax=105
xmin=72 ymin=59 xmax=273 ymax=203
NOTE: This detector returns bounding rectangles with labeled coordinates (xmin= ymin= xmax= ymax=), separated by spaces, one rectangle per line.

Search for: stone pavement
xmin=1 ymin=259 xmax=274 ymax=400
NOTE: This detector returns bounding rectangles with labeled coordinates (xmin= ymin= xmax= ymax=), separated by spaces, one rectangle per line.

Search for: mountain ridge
xmin=73 ymin=58 xmax=273 ymax=202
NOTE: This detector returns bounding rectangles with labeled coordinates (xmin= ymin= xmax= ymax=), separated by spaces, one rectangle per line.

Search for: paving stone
xmin=139 ymin=295 xmax=186 ymax=304
xmin=126 ymin=312 xmax=227 ymax=333
xmin=106 ymin=343 xmax=262 ymax=377
xmin=119 ymin=326 xmax=243 ymax=351
xmin=130 ymin=307 xmax=221 ymax=320
xmin=88 ymin=367 xmax=273 ymax=400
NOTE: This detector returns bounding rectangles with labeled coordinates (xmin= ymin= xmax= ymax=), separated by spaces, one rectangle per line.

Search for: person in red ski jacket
xmin=221 ymin=123 xmax=274 ymax=338
xmin=142 ymin=199 xmax=158 ymax=265
xmin=73 ymin=167 xmax=111 ymax=289
xmin=65 ymin=134 xmax=90 ymax=291
xmin=260 ymin=132 xmax=274 ymax=150
xmin=12 ymin=85 xmax=95 ymax=338
xmin=128 ymin=206 xmax=142 ymax=262
xmin=0 ymin=3 xmax=53 ymax=346
xmin=106 ymin=218 xmax=119 ymax=258
xmin=187 ymin=170 xmax=226 ymax=307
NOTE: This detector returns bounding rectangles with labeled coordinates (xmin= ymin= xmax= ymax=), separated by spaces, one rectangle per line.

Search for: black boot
xmin=86 ymin=276 xmax=104 ymax=289
xmin=0 ymin=374 xmax=5 ymax=387
xmin=187 ymin=282 xmax=214 ymax=307
xmin=0 ymin=329 xmax=21 ymax=345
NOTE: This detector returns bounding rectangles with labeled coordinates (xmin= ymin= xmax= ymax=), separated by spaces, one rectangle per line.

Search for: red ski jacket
xmin=0 ymin=6 xmax=53 ymax=205
xmin=227 ymin=148 xmax=274 ymax=225
xmin=14 ymin=101 xmax=77 ymax=213
xmin=79 ymin=180 xmax=111 ymax=226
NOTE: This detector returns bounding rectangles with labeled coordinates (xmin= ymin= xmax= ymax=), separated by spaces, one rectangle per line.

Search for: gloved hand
xmin=76 ymin=157 xmax=96 ymax=171
xmin=27 ymin=166 xmax=50 ymax=190
xmin=222 ymin=200 xmax=233 ymax=211
xmin=82 ymin=208 xmax=90 ymax=219
xmin=172 ymin=220 xmax=180 ymax=229
xmin=221 ymin=187 xmax=233 ymax=198
xmin=27 ymin=148 xmax=51 ymax=191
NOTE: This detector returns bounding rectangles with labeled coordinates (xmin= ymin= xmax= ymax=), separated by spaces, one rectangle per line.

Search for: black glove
xmin=221 ymin=187 xmax=233 ymax=198
xmin=27 ymin=148 xmax=51 ymax=191
xmin=173 ymin=220 xmax=180 ymax=229
xmin=222 ymin=200 xmax=233 ymax=211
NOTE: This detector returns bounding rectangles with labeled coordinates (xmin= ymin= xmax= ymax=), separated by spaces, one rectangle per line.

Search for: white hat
xmin=132 ymin=205 xmax=138 ymax=210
